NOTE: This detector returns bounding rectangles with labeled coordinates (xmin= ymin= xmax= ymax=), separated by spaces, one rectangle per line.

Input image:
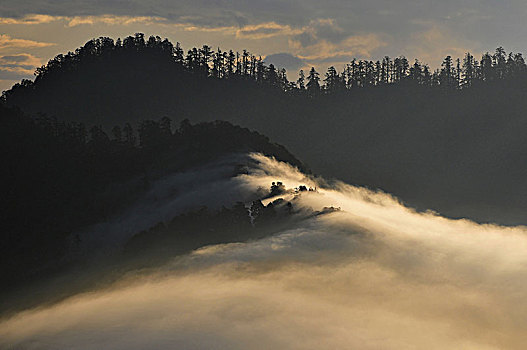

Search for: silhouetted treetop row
xmin=5 ymin=33 xmax=527 ymax=130
xmin=308 ymin=47 xmax=527 ymax=94
xmin=3 ymin=33 xmax=526 ymax=102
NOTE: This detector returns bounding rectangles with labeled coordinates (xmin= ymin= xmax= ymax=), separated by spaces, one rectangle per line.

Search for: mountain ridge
xmin=3 ymin=34 xmax=527 ymax=225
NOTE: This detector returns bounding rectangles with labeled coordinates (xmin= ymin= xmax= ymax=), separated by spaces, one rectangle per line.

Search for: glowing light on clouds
xmin=1 ymin=154 xmax=527 ymax=349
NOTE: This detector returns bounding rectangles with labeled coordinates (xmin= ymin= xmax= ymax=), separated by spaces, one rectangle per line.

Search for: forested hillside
xmin=0 ymin=103 xmax=305 ymax=290
xmin=3 ymin=34 xmax=527 ymax=224
xmin=4 ymin=33 xmax=526 ymax=126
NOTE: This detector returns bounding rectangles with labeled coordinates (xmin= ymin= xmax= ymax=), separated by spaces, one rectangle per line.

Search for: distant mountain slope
xmin=4 ymin=35 xmax=527 ymax=224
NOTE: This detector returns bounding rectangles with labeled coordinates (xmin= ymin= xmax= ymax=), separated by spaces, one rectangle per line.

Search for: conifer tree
xmin=306 ymin=67 xmax=320 ymax=96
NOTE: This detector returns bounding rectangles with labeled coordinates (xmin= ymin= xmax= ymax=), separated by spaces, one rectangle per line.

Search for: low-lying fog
xmin=2 ymin=154 xmax=526 ymax=349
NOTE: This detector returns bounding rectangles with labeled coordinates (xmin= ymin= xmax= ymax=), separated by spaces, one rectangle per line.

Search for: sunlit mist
xmin=1 ymin=154 xmax=526 ymax=349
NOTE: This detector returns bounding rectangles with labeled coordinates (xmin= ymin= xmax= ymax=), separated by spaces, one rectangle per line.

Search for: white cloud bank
xmin=1 ymin=154 xmax=527 ymax=349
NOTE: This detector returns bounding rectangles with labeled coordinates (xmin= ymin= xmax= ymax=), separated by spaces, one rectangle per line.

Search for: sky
xmin=1 ymin=0 xmax=527 ymax=92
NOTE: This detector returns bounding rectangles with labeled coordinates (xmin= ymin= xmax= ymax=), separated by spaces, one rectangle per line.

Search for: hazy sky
xmin=1 ymin=0 xmax=527 ymax=91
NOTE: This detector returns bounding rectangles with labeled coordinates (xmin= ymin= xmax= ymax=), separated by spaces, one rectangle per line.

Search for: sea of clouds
xmin=1 ymin=153 xmax=526 ymax=349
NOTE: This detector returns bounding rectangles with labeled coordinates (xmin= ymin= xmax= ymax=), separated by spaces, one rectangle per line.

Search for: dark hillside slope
xmin=0 ymin=104 xmax=305 ymax=288
xmin=2 ymin=34 xmax=276 ymax=129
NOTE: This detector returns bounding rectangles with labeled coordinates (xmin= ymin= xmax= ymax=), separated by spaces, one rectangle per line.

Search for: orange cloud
xmin=175 ymin=21 xmax=302 ymax=40
xmin=0 ymin=34 xmax=54 ymax=49
xmin=290 ymin=33 xmax=386 ymax=62
xmin=0 ymin=14 xmax=167 ymax=27
xmin=0 ymin=53 xmax=42 ymax=78
xmin=407 ymin=20 xmax=475 ymax=66
xmin=67 ymin=15 xmax=166 ymax=27
xmin=0 ymin=14 xmax=61 ymax=25
xmin=235 ymin=22 xmax=302 ymax=39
